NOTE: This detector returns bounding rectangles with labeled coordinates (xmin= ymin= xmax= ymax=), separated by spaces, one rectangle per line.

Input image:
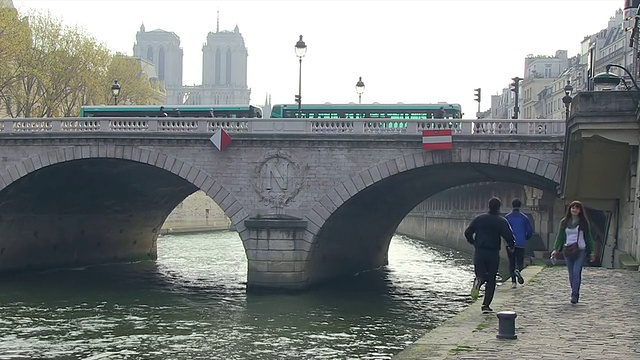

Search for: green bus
xmin=270 ymin=103 xmax=462 ymax=119
xmin=80 ymin=105 xmax=263 ymax=118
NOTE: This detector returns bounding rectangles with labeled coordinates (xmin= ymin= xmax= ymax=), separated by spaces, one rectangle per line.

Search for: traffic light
xmin=474 ymin=88 xmax=481 ymax=103
xmin=510 ymin=77 xmax=522 ymax=93
xmin=294 ymin=94 xmax=301 ymax=104
xmin=510 ymin=77 xmax=522 ymax=119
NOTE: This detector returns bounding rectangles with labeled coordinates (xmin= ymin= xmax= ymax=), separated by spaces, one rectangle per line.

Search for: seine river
xmin=0 ymin=231 xmax=475 ymax=360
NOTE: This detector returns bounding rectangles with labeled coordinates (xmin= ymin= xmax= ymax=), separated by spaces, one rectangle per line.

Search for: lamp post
xmin=562 ymin=79 xmax=573 ymax=121
xmin=294 ymin=35 xmax=307 ymax=118
xmin=355 ymin=76 xmax=365 ymax=104
xmin=111 ymin=79 xmax=121 ymax=105
xmin=593 ymin=64 xmax=640 ymax=91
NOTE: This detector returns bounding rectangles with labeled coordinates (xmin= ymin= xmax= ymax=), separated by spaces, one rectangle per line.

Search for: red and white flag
xmin=210 ymin=128 xmax=232 ymax=151
xmin=422 ymin=129 xmax=453 ymax=150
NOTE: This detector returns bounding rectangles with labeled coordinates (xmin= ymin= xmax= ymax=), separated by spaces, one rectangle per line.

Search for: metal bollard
xmin=496 ymin=311 xmax=517 ymax=339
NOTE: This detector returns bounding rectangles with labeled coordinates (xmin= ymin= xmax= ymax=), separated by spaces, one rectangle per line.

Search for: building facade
xmin=490 ymin=85 xmax=519 ymax=119
xmin=132 ymin=22 xmax=251 ymax=106
xmin=520 ymin=50 xmax=568 ymax=119
xmin=133 ymin=24 xmax=183 ymax=90
xmin=488 ymin=6 xmax=637 ymax=120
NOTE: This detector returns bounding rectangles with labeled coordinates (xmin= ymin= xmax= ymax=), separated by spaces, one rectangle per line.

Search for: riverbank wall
xmin=161 ymin=191 xmax=230 ymax=234
xmin=396 ymin=182 xmax=558 ymax=263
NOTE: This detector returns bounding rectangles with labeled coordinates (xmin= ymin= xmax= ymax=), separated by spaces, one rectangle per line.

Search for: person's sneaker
xmin=471 ymin=277 xmax=481 ymax=300
xmin=511 ymin=282 xmax=517 ymax=289
xmin=570 ymin=297 xmax=578 ymax=304
xmin=514 ymin=269 xmax=524 ymax=284
xmin=481 ymin=305 xmax=493 ymax=313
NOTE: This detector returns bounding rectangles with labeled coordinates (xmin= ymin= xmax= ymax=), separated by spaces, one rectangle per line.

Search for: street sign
xmin=422 ymin=129 xmax=453 ymax=150
xmin=210 ymin=128 xmax=232 ymax=151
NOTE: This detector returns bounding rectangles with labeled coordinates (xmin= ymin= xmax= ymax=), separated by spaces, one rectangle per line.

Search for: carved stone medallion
xmin=251 ymin=150 xmax=307 ymax=212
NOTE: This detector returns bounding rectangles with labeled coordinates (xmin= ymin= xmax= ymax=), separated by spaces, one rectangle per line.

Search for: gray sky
xmin=14 ymin=0 xmax=623 ymax=116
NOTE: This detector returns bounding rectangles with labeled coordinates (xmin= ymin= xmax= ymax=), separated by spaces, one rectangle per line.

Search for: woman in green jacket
xmin=550 ymin=200 xmax=596 ymax=304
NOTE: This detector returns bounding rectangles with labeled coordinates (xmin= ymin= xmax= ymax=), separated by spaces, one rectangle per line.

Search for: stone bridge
xmin=0 ymin=118 xmax=565 ymax=291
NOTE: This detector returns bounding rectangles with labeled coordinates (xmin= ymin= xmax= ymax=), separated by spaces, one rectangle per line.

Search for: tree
xmin=56 ymin=27 xmax=111 ymax=116
xmin=105 ymin=54 xmax=162 ymax=106
xmin=2 ymin=10 xmax=77 ymax=117
xmin=0 ymin=7 xmax=31 ymax=115
xmin=25 ymin=12 xmax=112 ymax=117
xmin=1 ymin=10 xmax=164 ymax=118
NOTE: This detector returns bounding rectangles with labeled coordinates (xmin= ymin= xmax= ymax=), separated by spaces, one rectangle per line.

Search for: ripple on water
xmin=0 ymin=232 xmax=474 ymax=359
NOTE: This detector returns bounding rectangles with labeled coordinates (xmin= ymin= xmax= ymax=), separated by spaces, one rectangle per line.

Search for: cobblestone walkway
xmin=394 ymin=266 xmax=640 ymax=359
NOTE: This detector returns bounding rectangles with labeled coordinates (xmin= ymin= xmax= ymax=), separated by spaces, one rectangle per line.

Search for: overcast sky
xmin=14 ymin=0 xmax=623 ymax=116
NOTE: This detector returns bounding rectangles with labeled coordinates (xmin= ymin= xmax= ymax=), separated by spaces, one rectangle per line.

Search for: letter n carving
xmin=265 ymin=161 xmax=289 ymax=190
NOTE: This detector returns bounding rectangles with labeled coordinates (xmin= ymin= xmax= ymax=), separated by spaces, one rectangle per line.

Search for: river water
xmin=0 ymin=231 xmax=475 ymax=359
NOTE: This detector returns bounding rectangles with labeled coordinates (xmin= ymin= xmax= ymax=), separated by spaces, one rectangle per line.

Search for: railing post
xmin=461 ymin=121 xmax=474 ymax=135
xmin=51 ymin=120 xmax=61 ymax=132
xmin=99 ymin=120 xmax=110 ymax=132
xmin=406 ymin=121 xmax=418 ymax=134
xmin=148 ymin=119 xmax=158 ymax=131
xmin=197 ymin=120 xmax=208 ymax=133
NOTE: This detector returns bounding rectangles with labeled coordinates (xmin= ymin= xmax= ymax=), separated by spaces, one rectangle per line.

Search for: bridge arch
xmin=0 ymin=144 xmax=247 ymax=221
xmin=303 ymin=149 xmax=560 ymax=283
xmin=0 ymin=144 xmax=248 ymax=272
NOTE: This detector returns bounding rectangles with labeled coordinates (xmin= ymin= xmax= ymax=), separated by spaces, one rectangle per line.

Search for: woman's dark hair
xmin=561 ymin=200 xmax=590 ymax=231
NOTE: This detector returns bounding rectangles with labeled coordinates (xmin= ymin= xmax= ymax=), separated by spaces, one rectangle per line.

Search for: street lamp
xmin=294 ymin=35 xmax=307 ymax=118
xmin=111 ymin=79 xmax=121 ymax=105
xmin=593 ymin=64 xmax=640 ymax=92
xmin=355 ymin=76 xmax=365 ymax=104
xmin=562 ymin=79 xmax=573 ymax=122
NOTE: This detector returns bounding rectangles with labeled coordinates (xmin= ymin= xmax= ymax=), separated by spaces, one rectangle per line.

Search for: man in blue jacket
xmin=505 ymin=199 xmax=533 ymax=288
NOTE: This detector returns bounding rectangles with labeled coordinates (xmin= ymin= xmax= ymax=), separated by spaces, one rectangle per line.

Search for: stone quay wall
xmin=162 ymin=191 xmax=230 ymax=234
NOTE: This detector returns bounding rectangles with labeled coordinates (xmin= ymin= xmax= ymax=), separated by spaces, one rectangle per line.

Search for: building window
xmin=215 ymin=48 xmax=221 ymax=85
xmin=158 ymin=47 xmax=166 ymax=81
xmin=225 ymin=48 xmax=232 ymax=85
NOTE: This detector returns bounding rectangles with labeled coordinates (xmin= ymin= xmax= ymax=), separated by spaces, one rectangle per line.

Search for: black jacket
xmin=464 ymin=212 xmax=515 ymax=251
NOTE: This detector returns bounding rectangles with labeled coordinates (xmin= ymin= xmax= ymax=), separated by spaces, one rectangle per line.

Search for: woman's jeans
xmin=565 ymin=249 xmax=587 ymax=300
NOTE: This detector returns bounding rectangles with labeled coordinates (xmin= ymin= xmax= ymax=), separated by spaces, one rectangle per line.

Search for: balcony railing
xmin=0 ymin=118 xmax=566 ymax=136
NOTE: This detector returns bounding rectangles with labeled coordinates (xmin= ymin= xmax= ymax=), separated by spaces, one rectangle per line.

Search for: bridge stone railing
xmin=0 ymin=118 xmax=566 ymax=136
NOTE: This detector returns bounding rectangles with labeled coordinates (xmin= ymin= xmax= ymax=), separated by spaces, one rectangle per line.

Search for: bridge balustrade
xmin=0 ymin=118 xmax=565 ymax=136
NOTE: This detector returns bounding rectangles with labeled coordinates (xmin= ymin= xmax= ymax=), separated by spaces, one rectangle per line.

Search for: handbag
xmin=563 ymin=242 xmax=580 ymax=260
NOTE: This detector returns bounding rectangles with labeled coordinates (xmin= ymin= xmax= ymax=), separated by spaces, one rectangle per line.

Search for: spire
xmin=216 ymin=9 xmax=219 ymax=33
xmin=140 ymin=23 xmax=145 ymax=32
xmin=234 ymin=24 xmax=239 ymax=33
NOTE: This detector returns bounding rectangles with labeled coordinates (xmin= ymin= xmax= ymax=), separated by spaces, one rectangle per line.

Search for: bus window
xmin=317 ymin=112 xmax=339 ymax=119
xmin=345 ymin=112 xmax=366 ymax=118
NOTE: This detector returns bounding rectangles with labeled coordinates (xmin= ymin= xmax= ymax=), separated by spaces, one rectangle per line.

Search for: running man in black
xmin=464 ymin=197 xmax=515 ymax=313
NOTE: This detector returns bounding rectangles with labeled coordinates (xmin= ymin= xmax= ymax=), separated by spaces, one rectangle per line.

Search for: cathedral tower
xmin=133 ymin=24 xmax=183 ymax=103
xmin=200 ymin=23 xmax=250 ymax=104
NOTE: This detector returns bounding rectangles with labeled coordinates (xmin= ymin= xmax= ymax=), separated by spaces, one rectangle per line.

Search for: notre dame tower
xmin=133 ymin=17 xmax=251 ymax=105
xmin=132 ymin=24 xmax=183 ymax=94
